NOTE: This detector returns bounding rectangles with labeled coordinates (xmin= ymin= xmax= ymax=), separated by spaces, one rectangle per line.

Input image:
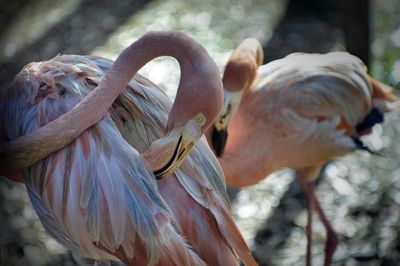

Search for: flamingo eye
xmin=195 ymin=113 xmax=206 ymax=125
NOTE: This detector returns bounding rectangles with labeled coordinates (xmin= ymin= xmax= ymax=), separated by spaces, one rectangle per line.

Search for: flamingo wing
xmin=244 ymin=52 xmax=397 ymax=170
xmin=256 ymin=52 xmax=373 ymax=126
xmin=177 ymin=140 xmax=257 ymax=265
xmin=2 ymin=55 xmax=206 ymax=265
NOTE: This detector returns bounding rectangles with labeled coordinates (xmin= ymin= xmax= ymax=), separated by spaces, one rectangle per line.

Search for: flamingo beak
xmin=211 ymin=90 xmax=242 ymax=156
xmin=153 ymin=133 xmax=194 ymax=179
xmin=142 ymin=118 xmax=203 ymax=179
xmin=211 ymin=126 xmax=228 ymax=157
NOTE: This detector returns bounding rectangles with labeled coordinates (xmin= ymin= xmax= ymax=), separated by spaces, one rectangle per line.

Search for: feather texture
xmin=220 ymin=52 xmax=398 ymax=186
xmin=2 ymin=54 xmax=255 ymax=265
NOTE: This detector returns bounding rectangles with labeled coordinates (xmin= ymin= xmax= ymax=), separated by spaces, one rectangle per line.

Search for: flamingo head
xmin=142 ymin=112 xmax=210 ymax=179
xmin=143 ymin=56 xmax=223 ymax=179
xmin=211 ymin=38 xmax=263 ymax=157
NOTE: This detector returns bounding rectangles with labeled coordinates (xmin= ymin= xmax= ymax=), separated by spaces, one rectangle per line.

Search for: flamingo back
xmin=255 ymin=52 xmax=374 ymax=127
xmin=1 ymin=55 xmax=208 ymax=265
xmin=223 ymin=52 xmax=398 ymax=183
xmin=2 ymin=55 xmax=256 ymax=265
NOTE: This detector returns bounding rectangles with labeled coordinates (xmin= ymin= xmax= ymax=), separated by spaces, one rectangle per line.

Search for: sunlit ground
xmin=1 ymin=0 xmax=400 ymax=265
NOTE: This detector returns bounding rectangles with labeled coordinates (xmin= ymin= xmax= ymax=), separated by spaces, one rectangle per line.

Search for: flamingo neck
xmin=0 ymin=31 xmax=210 ymax=170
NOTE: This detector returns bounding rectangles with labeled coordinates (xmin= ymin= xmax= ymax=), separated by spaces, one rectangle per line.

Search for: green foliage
xmin=371 ymin=0 xmax=400 ymax=90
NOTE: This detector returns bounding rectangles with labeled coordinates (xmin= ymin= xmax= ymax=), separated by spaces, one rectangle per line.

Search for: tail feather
xmin=355 ymin=107 xmax=384 ymax=134
xmin=352 ymin=137 xmax=382 ymax=156
xmin=159 ymin=224 xmax=206 ymax=266
xmin=370 ymin=77 xmax=400 ymax=112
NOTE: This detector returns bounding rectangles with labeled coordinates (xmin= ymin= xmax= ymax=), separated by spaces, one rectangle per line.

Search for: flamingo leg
xmin=309 ymin=187 xmax=338 ymax=266
xmin=299 ymin=177 xmax=314 ymax=266
xmin=298 ymin=168 xmax=338 ymax=266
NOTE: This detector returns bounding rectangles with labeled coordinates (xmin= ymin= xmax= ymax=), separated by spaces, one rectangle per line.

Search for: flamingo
xmin=0 ymin=31 xmax=258 ymax=266
xmin=208 ymin=38 xmax=399 ymax=266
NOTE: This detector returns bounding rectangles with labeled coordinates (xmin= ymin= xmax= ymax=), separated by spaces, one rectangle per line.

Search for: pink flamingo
xmin=0 ymin=31 xmax=257 ymax=266
xmin=208 ymin=38 xmax=399 ymax=266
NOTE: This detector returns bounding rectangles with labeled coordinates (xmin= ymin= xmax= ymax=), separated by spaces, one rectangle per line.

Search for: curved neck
xmin=0 ymin=31 xmax=211 ymax=170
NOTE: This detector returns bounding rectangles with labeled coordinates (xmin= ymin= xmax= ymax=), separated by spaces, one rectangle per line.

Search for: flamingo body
xmin=209 ymin=40 xmax=398 ymax=266
xmin=219 ymin=52 xmax=397 ymax=186
xmin=1 ymin=54 xmax=255 ymax=265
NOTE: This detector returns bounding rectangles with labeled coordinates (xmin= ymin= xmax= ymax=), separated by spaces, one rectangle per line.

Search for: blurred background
xmin=1 ymin=0 xmax=400 ymax=265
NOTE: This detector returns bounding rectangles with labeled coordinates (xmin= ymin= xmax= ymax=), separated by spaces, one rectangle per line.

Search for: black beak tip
xmin=211 ymin=126 xmax=228 ymax=157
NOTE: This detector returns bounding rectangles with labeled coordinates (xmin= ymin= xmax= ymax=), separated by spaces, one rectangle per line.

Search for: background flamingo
xmin=207 ymin=38 xmax=399 ymax=266
xmin=0 ymin=31 xmax=257 ymax=266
